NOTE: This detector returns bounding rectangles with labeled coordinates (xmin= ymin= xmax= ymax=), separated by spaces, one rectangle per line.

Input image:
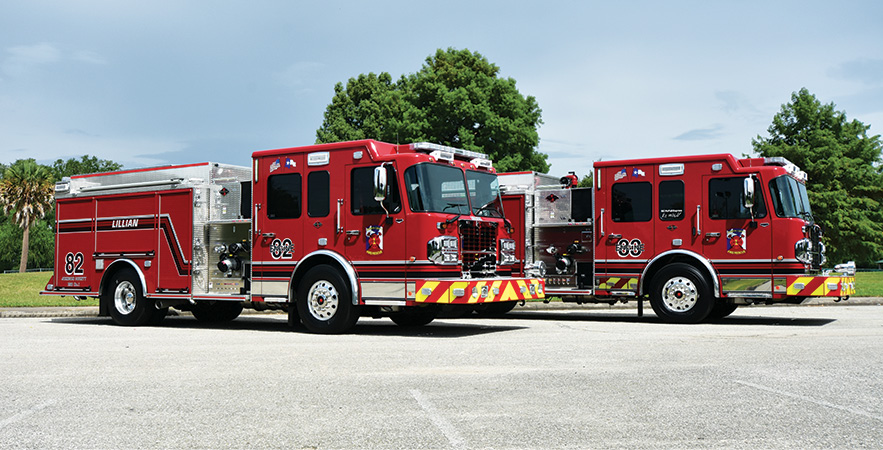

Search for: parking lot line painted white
xmin=735 ymin=380 xmax=883 ymax=422
xmin=0 ymin=400 xmax=56 ymax=429
xmin=410 ymin=389 xmax=465 ymax=449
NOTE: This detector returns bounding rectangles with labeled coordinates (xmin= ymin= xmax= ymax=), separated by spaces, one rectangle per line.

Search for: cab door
xmin=598 ymin=165 xmax=655 ymax=294
xmin=342 ymin=163 xmax=408 ymax=302
xmin=251 ymin=154 xmax=304 ymax=300
xmin=701 ymin=174 xmax=773 ymax=296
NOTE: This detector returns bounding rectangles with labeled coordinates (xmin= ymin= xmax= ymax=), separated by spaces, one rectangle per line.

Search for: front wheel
xmin=297 ymin=265 xmax=360 ymax=334
xmin=649 ymin=263 xmax=715 ymax=324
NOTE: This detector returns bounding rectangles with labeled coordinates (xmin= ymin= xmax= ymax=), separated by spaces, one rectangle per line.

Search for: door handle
xmin=608 ymin=233 xmax=622 ymax=240
xmin=346 ymin=230 xmax=360 ymax=236
xmin=262 ymin=232 xmax=276 ymax=238
xmin=705 ymin=232 xmax=721 ymax=238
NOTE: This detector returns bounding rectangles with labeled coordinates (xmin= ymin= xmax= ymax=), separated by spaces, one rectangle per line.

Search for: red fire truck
xmin=41 ymin=140 xmax=544 ymax=333
xmin=499 ymin=154 xmax=856 ymax=323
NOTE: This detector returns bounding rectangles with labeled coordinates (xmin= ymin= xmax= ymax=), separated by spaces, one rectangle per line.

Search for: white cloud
xmin=2 ymin=43 xmax=61 ymax=77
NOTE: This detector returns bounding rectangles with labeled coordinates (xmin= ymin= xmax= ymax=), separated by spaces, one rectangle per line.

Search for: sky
xmin=1 ymin=0 xmax=882 ymax=179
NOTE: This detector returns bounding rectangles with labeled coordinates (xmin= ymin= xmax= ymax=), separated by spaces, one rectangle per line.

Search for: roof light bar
xmin=764 ymin=157 xmax=807 ymax=182
xmin=411 ymin=142 xmax=489 ymax=160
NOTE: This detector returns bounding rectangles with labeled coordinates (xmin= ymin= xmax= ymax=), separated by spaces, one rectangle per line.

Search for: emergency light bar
xmin=764 ymin=157 xmax=807 ymax=182
xmin=411 ymin=142 xmax=490 ymax=161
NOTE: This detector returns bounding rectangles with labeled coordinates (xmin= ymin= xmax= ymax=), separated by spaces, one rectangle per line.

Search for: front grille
xmin=459 ymin=220 xmax=498 ymax=274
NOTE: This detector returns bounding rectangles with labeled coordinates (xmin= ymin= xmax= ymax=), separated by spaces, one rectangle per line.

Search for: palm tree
xmin=0 ymin=160 xmax=54 ymax=273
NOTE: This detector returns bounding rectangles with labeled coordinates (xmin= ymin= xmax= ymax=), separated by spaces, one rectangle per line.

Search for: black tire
xmin=191 ymin=301 xmax=243 ymax=323
xmin=105 ymin=268 xmax=161 ymax=326
xmin=297 ymin=265 xmax=360 ymax=334
xmin=649 ymin=263 xmax=715 ymax=324
xmin=707 ymin=302 xmax=739 ymax=321
xmin=390 ymin=308 xmax=437 ymax=327
xmin=473 ymin=301 xmax=518 ymax=317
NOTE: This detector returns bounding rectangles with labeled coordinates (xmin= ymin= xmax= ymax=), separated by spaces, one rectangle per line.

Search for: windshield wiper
xmin=443 ymin=202 xmax=466 ymax=225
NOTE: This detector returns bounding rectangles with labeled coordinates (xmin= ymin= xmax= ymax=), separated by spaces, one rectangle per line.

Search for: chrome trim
xmin=294 ymin=250 xmax=360 ymax=305
xmin=100 ymin=259 xmax=149 ymax=298
xmin=639 ymin=249 xmax=720 ymax=298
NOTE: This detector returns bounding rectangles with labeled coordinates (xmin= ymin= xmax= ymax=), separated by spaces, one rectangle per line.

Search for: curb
xmin=2 ymin=297 xmax=881 ymax=319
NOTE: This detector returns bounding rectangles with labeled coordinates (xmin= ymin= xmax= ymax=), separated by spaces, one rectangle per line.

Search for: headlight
xmin=499 ymin=238 xmax=517 ymax=265
xmin=428 ymin=236 xmax=458 ymax=264
xmin=795 ymin=238 xmax=812 ymax=264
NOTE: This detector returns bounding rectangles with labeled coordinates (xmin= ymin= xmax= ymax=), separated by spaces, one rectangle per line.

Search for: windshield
xmin=466 ymin=170 xmax=504 ymax=218
xmin=769 ymin=175 xmax=813 ymax=220
xmin=404 ymin=163 xmax=471 ymax=215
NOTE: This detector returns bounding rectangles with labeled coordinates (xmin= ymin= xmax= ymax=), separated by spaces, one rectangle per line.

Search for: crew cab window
xmin=659 ymin=180 xmax=684 ymax=221
xmin=350 ymin=166 xmax=401 ymax=215
xmin=612 ymin=182 xmax=651 ymax=222
xmin=708 ymin=177 xmax=767 ymax=219
xmin=267 ymin=173 xmax=301 ymax=219
xmin=307 ymin=171 xmax=329 ymax=217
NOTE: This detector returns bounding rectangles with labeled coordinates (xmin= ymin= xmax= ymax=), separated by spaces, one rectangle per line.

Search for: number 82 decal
xmin=270 ymin=238 xmax=293 ymax=259
xmin=64 ymin=252 xmax=85 ymax=275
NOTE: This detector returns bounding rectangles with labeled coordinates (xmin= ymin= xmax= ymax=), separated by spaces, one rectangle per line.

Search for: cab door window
xmin=708 ymin=177 xmax=767 ymax=219
xmin=612 ymin=182 xmax=651 ymax=222
xmin=659 ymin=180 xmax=684 ymax=221
xmin=307 ymin=171 xmax=330 ymax=217
xmin=267 ymin=173 xmax=302 ymax=219
xmin=350 ymin=166 xmax=401 ymax=215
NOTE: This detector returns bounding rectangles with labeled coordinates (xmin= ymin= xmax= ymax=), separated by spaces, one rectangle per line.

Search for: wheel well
xmin=98 ymin=260 xmax=146 ymax=316
xmin=641 ymin=253 xmax=718 ymax=298
xmin=290 ymin=253 xmax=358 ymax=305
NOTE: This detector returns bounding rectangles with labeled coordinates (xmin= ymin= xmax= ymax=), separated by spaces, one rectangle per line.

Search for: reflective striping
xmin=415 ymin=279 xmax=545 ymax=304
xmin=597 ymin=277 xmax=638 ymax=290
xmin=786 ymin=275 xmax=855 ymax=297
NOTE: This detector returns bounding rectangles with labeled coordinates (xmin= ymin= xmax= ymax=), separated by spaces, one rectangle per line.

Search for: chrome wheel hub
xmin=114 ymin=281 xmax=137 ymax=315
xmin=661 ymin=277 xmax=698 ymax=313
xmin=307 ymin=280 xmax=339 ymax=321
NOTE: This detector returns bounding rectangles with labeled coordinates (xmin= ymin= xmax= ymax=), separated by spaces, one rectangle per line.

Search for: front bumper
xmin=784 ymin=275 xmax=856 ymax=297
xmin=415 ymin=278 xmax=545 ymax=304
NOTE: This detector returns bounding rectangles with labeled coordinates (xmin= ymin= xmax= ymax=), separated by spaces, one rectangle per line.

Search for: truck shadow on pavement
xmin=498 ymin=311 xmax=836 ymax=327
xmin=49 ymin=315 xmax=527 ymax=337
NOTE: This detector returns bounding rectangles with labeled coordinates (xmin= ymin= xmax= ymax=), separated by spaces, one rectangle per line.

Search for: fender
xmin=99 ymin=259 xmax=149 ymax=298
xmin=639 ymin=249 xmax=720 ymax=298
xmin=292 ymin=250 xmax=360 ymax=305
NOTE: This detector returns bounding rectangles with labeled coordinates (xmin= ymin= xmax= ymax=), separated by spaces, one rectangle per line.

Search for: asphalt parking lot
xmin=1 ymin=304 xmax=882 ymax=449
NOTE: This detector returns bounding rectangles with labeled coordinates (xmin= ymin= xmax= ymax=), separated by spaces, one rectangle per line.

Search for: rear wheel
xmin=105 ymin=268 xmax=161 ymax=326
xmin=191 ymin=301 xmax=243 ymax=323
xmin=649 ymin=263 xmax=715 ymax=324
xmin=297 ymin=265 xmax=360 ymax=334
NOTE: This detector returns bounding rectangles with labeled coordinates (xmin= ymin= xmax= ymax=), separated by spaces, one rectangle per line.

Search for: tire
xmin=649 ymin=263 xmax=715 ymax=324
xmin=105 ymin=268 xmax=161 ymax=326
xmin=707 ymin=302 xmax=739 ymax=321
xmin=473 ymin=301 xmax=518 ymax=317
xmin=297 ymin=265 xmax=360 ymax=334
xmin=191 ymin=301 xmax=243 ymax=323
xmin=390 ymin=308 xmax=437 ymax=327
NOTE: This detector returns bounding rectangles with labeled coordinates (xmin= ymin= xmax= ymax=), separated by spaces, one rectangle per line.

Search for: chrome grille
xmin=459 ymin=220 xmax=498 ymax=274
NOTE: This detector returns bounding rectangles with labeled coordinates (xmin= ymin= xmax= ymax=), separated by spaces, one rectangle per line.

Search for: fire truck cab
xmin=42 ymin=140 xmax=544 ymax=333
xmin=500 ymin=154 xmax=855 ymax=323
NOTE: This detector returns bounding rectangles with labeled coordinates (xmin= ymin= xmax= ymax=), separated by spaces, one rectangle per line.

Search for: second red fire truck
xmin=499 ymin=154 xmax=856 ymax=323
xmin=41 ymin=140 xmax=545 ymax=333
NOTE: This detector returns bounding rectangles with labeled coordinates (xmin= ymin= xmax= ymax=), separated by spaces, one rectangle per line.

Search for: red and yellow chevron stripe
xmin=597 ymin=277 xmax=639 ymax=290
xmin=786 ymin=275 xmax=856 ymax=297
xmin=415 ymin=278 xmax=545 ymax=304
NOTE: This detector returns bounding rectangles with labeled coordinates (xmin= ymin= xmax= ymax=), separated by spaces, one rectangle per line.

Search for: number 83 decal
xmin=270 ymin=238 xmax=293 ymax=259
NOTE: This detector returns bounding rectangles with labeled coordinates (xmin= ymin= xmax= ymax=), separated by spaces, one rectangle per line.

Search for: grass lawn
xmin=0 ymin=272 xmax=98 ymax=307
xmin=1 ymin=270 xmax=882 ymax=308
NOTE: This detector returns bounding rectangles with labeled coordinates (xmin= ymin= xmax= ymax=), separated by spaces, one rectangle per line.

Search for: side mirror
xmin=743 ymin=177 xmax=755 ymax=209
xmin=373 ymin=166 xmax=387 ymax=201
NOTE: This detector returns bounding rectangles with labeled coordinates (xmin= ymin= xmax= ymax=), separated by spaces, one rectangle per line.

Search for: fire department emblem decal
xmin=366 ymin=226 xmax=383 ymax=255
xmin=616 ymin=238 xmax=644 ymax=257
xmin=727 ymin=228 xmax=746 ymax=254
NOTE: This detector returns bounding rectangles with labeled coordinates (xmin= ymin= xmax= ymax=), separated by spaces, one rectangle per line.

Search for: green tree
xmin=51 ymin=155 xmax=123 ymax=180
xmin=316 ymin=48 xmax=548 ymax=173
xmin=0 ymin=159 xmax=55 ymax=272
xmin=752 ymin=88 xmax=883 ymax=267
